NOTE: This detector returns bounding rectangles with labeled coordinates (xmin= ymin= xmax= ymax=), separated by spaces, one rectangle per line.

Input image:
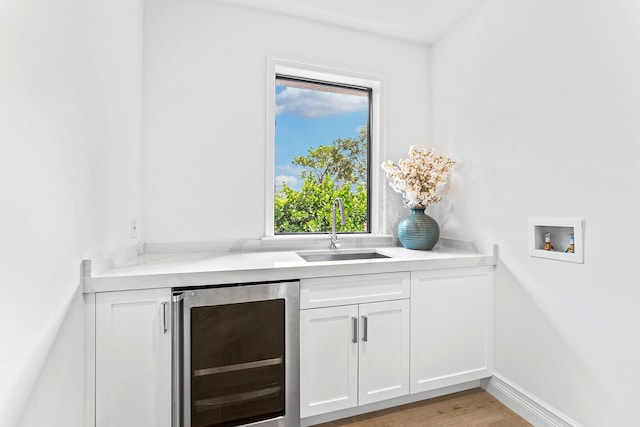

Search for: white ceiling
xmin=214 ymin=0 xmax=484 ymax=44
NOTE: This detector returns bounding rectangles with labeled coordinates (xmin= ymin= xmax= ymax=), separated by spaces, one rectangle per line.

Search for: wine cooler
xmin=172 ymin=281 xmax=299 ymax=427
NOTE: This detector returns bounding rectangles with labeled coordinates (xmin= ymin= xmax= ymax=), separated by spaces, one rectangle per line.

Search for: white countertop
xmin=82 ymin=240 xmax=497 ymax=293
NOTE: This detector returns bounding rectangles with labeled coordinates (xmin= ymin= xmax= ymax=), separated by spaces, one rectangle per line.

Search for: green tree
xmin=275 ymin=176 xmax=367 ymax=233
xmin=275 ymin=128 xmax=369 ymax=234
xmin=292 ymin=127 xmax=367 ymax=186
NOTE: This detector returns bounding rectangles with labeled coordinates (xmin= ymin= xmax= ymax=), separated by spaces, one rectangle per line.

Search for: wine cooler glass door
xmin=174 ymin=282 xmax=300 ymax=427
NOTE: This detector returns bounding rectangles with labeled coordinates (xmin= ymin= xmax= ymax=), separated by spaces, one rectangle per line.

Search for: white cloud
xmin=276 ymin=87 xmax=368 ymax=117
xmin=276 ymin=164 xmax=304 ymax=175
xmin=275 ymin=174 xmax=299 ymax=191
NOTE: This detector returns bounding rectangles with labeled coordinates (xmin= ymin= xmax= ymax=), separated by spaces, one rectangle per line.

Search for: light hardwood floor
xmin=313 ymin=388 xmax=531 ymax=427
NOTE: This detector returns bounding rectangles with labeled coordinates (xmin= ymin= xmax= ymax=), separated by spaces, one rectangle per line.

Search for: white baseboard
xmin=482 ymin=374 xmax=582 ymax=427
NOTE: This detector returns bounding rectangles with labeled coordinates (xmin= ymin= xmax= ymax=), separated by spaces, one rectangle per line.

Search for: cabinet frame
xmin=300 ymin=272 xmax=410 ymax=309
xmin=300 ymin=305 xmax=359 ymax=418
xmin=410 ymin=267 xmax=494 ymax=394
xmin=357 ymin=299 xmax=410 ymax=406
xmin=300 ymin=272 xmax=411 ymax=419
xmin=87 ymin=265 xmax=495 ymax=427
xmin=93 ymin=288 xmax=172 ymax=427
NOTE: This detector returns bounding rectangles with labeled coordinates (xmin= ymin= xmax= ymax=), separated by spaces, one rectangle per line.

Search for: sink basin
xmin=296 ymin=249 xmax=391 ymax=263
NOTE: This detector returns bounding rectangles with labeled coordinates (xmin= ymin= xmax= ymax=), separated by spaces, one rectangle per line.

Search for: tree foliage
xmin=275 ymin=176 xmax=367 ymax=233
xmin=275 ymin=128 xmax=369 ymax=234
xmin=292 ymin=127 xmax=368 ymax=186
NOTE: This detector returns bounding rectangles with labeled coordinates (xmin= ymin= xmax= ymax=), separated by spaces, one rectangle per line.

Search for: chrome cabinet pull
xmin=362 ymin=315 xmax=368 ymax=342
xmin=352 ymin=317 xmax=357 ymax=343
xmin=160 ymin=302 xmax=168 ymax=334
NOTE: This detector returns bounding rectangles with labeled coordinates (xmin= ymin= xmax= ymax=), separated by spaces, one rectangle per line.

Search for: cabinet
xmin=410 ymin=267 xmax=493 ymax=394
xmin=87 ymin=263 xmax=494 ymax=426
xmin=357 ymin=299 xmax=410 ymax=405
xmin=300 ymin=273 xmax=411 ymax=418
xmin=300 ymin=305 xmax=358 ymax=417
xmin=95 ymin=288 xmax=172 ymax=427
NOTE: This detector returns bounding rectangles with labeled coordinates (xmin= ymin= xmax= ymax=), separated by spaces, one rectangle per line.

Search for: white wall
xmin=142 ymin=0 xmax=430 ymax=243
xmin=0 ymin=0 xmax=143 ymax=425
xmin=431 ymin=0 xmax=640 ymax=425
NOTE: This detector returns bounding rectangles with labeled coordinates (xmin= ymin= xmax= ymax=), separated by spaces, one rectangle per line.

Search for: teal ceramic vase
xmin=397 ymin=208 xmax=440 ymax=250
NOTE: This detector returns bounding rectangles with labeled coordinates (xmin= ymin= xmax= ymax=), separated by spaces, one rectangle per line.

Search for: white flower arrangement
xmin=382 ymin=146 xmax=455 ymax=209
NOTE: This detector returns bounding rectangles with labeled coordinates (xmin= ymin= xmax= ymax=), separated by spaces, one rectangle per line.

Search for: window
xmin=273 ymin=75 xmax=372 ymax=235
xmin=265 ymin=60 xmax=382 ymax=238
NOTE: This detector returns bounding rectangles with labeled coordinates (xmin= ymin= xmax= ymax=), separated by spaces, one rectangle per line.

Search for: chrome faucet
xmin=330 ymin=198 xmax=346 ymax=249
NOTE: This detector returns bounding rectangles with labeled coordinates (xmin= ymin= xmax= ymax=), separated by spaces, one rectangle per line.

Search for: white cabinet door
xmin=96 ymin=288 xmax=171 ymax=427
xmin=358 ymin=299 xmax=410 ymax=406
xmin=300 ymin=305 xmax=359 ymax=418
xmin=410 ymin=268 xmax=493 ymax=394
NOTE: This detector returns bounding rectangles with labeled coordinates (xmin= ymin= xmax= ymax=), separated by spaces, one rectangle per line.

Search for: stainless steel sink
xmin=296 ymin=250 xmax=391 ymax=263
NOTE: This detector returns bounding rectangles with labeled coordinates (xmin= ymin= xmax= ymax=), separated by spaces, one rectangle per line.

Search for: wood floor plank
xmin=313 ymin=389 xmax=531 ymax=427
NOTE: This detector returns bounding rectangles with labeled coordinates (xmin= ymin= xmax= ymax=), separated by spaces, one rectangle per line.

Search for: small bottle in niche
xmin=565 ymin=233 xmax=575 ymax=253
xmin=543 ymin=232 xmax=555 ymax=251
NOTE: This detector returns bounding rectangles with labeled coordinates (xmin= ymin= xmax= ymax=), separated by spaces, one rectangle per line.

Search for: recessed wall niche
xmin=528 ymin=218 xmax=584 ymax=263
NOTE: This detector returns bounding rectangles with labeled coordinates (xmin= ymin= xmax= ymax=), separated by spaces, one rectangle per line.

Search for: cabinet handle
xmin=352 ymin=317 xmax=357 ymax=343
xmin=160 ymin=302 xmax=168 ymax=334
xmin=362 ymin=315 xmax=368 ymax=342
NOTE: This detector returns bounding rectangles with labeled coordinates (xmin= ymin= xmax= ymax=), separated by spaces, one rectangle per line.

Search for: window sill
xmin=260 ymin=234 xmax=397 ymax=251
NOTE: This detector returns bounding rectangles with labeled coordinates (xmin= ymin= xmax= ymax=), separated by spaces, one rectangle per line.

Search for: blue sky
xmin=275 ymin=85 xmax=368 ymax=191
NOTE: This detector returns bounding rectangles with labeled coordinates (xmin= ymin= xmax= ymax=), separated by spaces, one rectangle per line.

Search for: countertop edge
xmin=83 ymin=253 xmax=497 ymax=294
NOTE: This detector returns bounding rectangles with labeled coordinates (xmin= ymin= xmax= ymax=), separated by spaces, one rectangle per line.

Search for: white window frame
xmin=264 ymin=58 xmax=385 ymax=238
